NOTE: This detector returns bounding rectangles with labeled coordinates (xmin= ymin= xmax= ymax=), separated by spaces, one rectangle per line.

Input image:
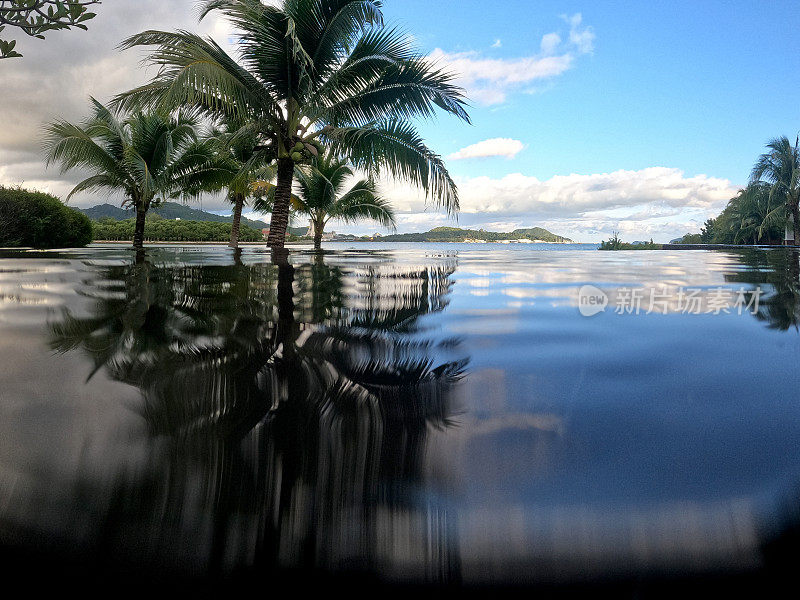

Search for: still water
xmin=1 ymin=243 xmax=799 ymax=591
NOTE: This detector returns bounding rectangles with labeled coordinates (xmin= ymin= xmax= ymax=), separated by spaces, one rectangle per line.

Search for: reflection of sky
xmin=418 ymin=247 xmax=800 ymax=575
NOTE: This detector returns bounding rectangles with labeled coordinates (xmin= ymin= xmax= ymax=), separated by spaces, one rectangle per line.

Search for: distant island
xmin=372 ymin=227 xmax=573 ymax=244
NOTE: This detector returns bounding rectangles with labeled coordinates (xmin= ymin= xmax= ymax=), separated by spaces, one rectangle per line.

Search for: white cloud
xmin=430 ymin=48 xmax=573 ymax=105
xmin=491 ymin=39 xmax=502 ymax=49
xmin=540 ymin=33 xmax=561 ymax=55
xmin=0 ymin=0 xmax=235 ymax=207
xmin=367 ymin=167 xmax=738 ymax=242
xmin=448 ymin=138 xmax=525 ymax=160
xmin=565 ymin=13 xmax=595 ymax=54
xmin=432 ymin=13 xmax=594 ymax=105
xmin=452 ymin=168 xmax=735 ymax=216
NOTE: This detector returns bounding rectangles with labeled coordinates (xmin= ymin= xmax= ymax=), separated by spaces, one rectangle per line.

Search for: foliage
xmin=675 ymin=233 xmax=703 ymax=244
xmin=115 ymin=0 xmax=470 ymax=248
xmin=751 ymin=136 xmax=800 ymax=242
xmin=288 ymin=151 xmax=395 ymax=248
xmin=598 ymin=231 xmax=623 ymax=250
xmin=202 ymin=118 xmax=278 ymax=247
xmin=92 ymin=217 xmax=263 ymax=243
xmin=44 ymin=98 xmax=229 ymax=249
xmin=44 ymin=99 xmax=218 ymax=209
xmin=700 ymin=218 xmax=716 ymax=243
xmin=599 ymin=232 xmax=661 ymax=250
xmin=681 ymin=183 xmax=786 ymax=245
xmin=674 ymin=137 xmax=797 ymax=247
xmin=379 ymin=226 xmax=571 ymax=243
xmin=664 ymin=137 xmax=800 ymax=247
xmin=0 ymin=0 xmax=99 ymax=58
xmin=0 ymin=185 xmax=92 ymax=248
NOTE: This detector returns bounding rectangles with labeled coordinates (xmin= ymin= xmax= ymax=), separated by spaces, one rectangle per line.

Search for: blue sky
xmin=344 ymin=0 xmax=799 ymax=241
xmin=388 ymin=0 xmax=800 ymax=183
xmin=1 ymin=0 xmax=798 ymax=241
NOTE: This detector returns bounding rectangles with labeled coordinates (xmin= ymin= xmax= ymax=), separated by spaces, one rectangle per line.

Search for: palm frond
xmin=66 ymin=174 xmax=129 ymax=202
xmin=43 ymin=120 xmax=122 ymax=176
xmin=116 ymin=29 xmax=283 ymax=125
xmin=330 ymin=180 xmax=396 ymax=228
xmin=328 ymin=119 xmax=459 ymax=213
xmin=306 ymin=0 xmax=385 ymax=76
xmin=318 ymin=55 xmax=470 ymax=126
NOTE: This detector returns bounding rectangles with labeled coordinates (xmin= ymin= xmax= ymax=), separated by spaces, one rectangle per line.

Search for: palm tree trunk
xmin=313 ymin=220 xmax=323 ymax=251
xmin=229 ymin=192 xmax=244 ymax=249
xmin=133 ymin=205 xmax=147 ymax=251
xmin=787 ymin=202 xmax=799 ymax=246
xmin=793 ymin=204 xmax=800 ymax=247
xmin=268 ymin=158 xmax=295 ymax=250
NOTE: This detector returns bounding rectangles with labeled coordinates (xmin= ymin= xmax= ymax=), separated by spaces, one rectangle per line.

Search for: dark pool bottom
xmin=1 ymin=244 xmax=799 ymax=596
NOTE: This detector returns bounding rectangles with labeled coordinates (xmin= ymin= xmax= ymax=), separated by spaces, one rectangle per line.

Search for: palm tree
xmin=288 ymin=151 xmax=395 ymax=249
xmin=205 ymin=119 xmax=276 ymax=248
xmin=730 ymin=183 xmax=785 ymax=245
xmin=44 ymin=99 xmax=227 ymax=250
xmin=751 ymin=136 xmax=800 ymax=245
xmin=115 ymin=0 xmax=470 ymax=251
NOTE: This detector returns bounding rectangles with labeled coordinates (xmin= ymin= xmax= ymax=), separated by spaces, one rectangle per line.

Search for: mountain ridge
xmin=78 ymin=202 xmax=271 ymax=231
xmin=377 ymin=226 xmax=573 ymax=243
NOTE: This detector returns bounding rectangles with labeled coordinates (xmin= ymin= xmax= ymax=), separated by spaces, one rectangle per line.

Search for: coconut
xmin=291 ymin=152 xmax=303 ymax=162
xmin=293 ymin=142 xmax=305 ymax=152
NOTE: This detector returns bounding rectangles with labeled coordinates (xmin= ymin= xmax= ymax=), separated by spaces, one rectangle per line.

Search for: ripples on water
xmin=1 ymin=244 xmax=799 ymax=594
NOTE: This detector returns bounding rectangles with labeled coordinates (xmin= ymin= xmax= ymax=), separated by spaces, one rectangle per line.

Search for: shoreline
xmin=90 ymin=240 xmax=582 ymax=246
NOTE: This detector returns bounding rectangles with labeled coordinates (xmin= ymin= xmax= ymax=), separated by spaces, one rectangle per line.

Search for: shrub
xmin=598 ymin=231 xmax=624 ymax=250
xmin=0 ymin=186 xmax=93 ymax=248
xmin=599 ymin=232 xmax=662 ymax=251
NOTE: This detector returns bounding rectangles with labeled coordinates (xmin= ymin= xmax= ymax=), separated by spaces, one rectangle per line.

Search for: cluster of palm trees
xmin=44 ymin=0 xmax=470 ymax=251
xmin=702 ymin=136 xmax=800 ymax=246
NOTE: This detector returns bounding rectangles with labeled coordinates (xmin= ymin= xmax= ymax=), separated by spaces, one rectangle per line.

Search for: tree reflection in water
xmin=49 ymin=251 xmax=467 ymax=585
xmin=725 ymin=249 xmax=800 ymax=331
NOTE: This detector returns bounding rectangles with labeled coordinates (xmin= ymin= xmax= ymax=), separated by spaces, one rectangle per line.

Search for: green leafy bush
xmin=599 ymin=232 xmax=662 ymax=250
xmin=674 ymin=233 xmax=704 ymax=244
xmin=0 ymin=186 xmax=93 ymax=248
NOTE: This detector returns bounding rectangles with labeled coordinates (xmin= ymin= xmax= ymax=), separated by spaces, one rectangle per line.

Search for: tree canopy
xmin=116 ymin=0 xmax=470 ymax=249
xmin=92 ymin=217 xmax=264 ymax=243
xmin=290 ymin=151 xmax=395 ymax=249
xmin=0 ymin=0 xmax=99 ymax=58
xmin=44 ymin=99 xmax=229 ymax=249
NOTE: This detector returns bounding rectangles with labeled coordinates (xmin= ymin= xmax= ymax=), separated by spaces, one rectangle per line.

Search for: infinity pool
xmin=1 ymin=244 xmax=798 ymax=594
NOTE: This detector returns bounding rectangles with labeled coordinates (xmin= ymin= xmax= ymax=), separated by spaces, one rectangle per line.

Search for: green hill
xmin=79 ymin=202 xmax=270 ymax=230
xmin=378 ymin=226 xmax=573 ymax=243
